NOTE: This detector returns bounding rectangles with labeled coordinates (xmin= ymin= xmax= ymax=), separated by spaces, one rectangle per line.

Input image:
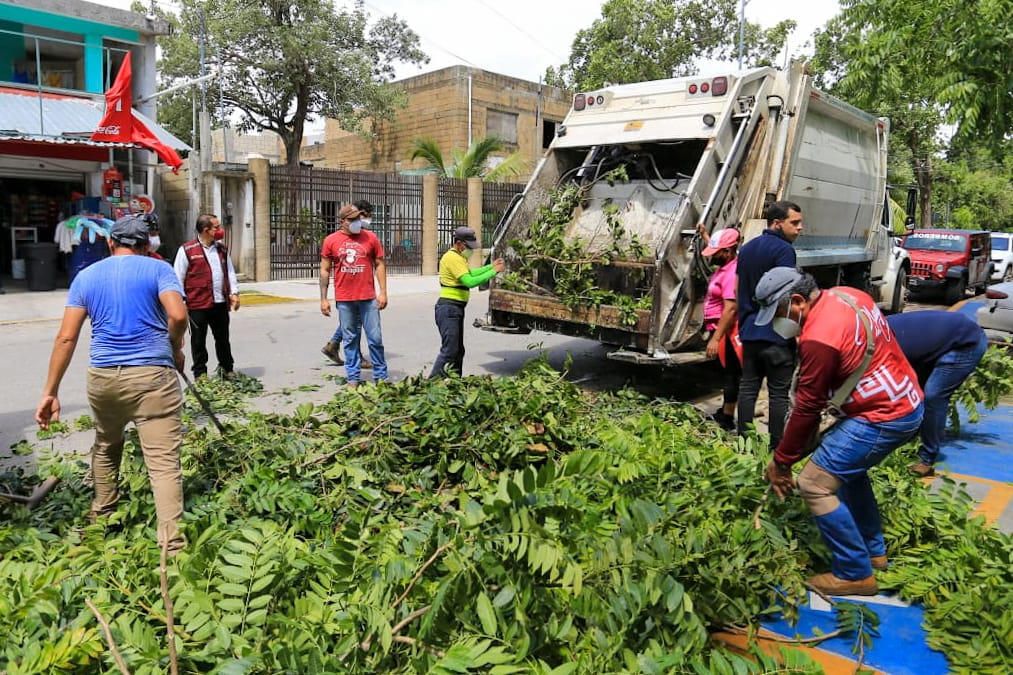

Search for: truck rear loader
xmin=483 ymin=62 xmax=910 ymax=365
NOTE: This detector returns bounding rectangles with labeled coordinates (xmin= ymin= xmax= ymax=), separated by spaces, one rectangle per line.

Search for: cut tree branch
xmin=85 ymin=598 xmax=131 ymax=675
xmin=159 ymin=538 xmax=179 ymax=675
xmin=392 ymin=542 xmax=452 ymax=609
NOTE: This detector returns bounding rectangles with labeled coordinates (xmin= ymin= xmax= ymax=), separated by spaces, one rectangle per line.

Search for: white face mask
xmin=148 ymin=235 xmax=161 ymax=251
xmin=361 ymin=217 xmax=372 ymax=228
xmin=348 ymin=219 xmax=363 ymax=234
xmin=772 ymin=306 xmax=801 ymax=339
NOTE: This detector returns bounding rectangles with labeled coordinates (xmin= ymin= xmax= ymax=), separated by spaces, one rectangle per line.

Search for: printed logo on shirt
xmin=848 ymin=364 xmax=922 ymax=409
xmin=339 ymin=245 xmax=367 ymax=274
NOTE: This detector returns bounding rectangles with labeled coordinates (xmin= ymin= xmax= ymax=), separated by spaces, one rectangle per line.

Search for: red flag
xmin=91 ymin=53 xmax=183 ymax=172
xmin=91 ymin=52 xmax=133 ymax=143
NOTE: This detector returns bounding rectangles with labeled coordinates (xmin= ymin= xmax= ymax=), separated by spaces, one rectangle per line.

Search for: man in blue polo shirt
xmin=736 ymin=201 xmax=803 ymax=448
xmin=888 ymin=310 xmax=987 ymax=476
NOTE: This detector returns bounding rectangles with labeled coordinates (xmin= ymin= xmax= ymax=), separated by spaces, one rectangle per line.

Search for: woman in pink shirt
xmin=699 ymin=226 xmax=741 ymax=430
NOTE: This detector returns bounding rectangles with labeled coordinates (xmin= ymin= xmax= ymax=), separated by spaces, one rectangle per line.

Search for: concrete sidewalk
xmin=0 ymin=275 xmax=440 ymax=324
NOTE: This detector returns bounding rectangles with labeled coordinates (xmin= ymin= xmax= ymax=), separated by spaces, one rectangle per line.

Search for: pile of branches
xmin=1 ymin=356 xmax=1011 ymax=673
xmin=499 ymin=168 xmax=653 ymax=326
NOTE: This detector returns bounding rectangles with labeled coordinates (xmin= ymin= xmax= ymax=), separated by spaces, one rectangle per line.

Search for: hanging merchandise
xmin=102 ymin=168 xmax=124 ymax=201
xmin=130 ymin=194 xmax=155 ymax=215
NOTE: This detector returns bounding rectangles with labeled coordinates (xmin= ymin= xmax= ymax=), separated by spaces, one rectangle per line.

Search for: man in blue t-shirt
xmin=735 ymin=201 xmax=803 ymax=449
xmin=888 ymin=310 xmax=987 ymax=476
xmin=35 ymin=215 xmax=190 ymax=554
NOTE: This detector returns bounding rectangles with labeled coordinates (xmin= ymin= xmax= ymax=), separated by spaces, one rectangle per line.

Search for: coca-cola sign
xmin=95 ymin=125 xmax=121 ymax=136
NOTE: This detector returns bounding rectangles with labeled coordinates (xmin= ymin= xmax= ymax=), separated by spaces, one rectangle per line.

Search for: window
xmin=902 ymin=233 xmax=967 ymax=253
xmin=5 ymin=26 xmax=85 ymax=90
xmin=486 ymin=109 xmax=518 ymax=145
xmin=992 ymin=236 xmax=1009 ymax=252
xmin=542 ymin=119 xmax=560 ymax=149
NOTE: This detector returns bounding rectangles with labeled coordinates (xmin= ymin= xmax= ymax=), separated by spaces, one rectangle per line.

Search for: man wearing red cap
xmin=320 ymin=204 xmax=388 ymax=385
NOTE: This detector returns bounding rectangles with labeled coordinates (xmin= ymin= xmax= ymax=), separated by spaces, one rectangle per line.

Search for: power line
xmin=473 ymin=0 xmax=567 ymax=63
xmin=361 ymin=1 xmax=481 ymax=69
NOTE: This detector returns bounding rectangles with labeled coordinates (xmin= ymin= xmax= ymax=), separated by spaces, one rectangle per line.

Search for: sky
xmin=91 ymin=0 xmax=842 ymax=83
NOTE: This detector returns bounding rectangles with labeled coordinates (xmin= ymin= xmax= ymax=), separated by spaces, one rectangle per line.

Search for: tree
xmin=544 ymin=0 xmax=795 ymax=92
xmin=932 ymin=147 xmax=1013 ymax=231
xmin=153 ymin=0 xmax=427 ymax=166
xmin=409 ymin=137 xmax=526 ymax=182
xmin=811 ymin=0 xmax=1013 ymax=227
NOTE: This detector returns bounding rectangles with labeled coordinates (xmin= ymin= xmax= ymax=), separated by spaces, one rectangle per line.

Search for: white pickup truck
xmin=484 ymin=62 xmax=910 ymax=365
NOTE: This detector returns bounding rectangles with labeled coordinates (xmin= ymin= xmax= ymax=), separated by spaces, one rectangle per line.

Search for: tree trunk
xmin=284 ymin=88 xmax=309 ymax=167
xmin=916 ymin=155 xmax=933 ymax=228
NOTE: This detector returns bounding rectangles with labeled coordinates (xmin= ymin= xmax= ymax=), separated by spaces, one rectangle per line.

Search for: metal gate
xmin=269 ymin=166 xmax=425 ymax=279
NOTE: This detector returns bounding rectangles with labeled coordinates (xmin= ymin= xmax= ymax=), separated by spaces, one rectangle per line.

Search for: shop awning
xmin=0 ymin=86 xmax=191 ymax=160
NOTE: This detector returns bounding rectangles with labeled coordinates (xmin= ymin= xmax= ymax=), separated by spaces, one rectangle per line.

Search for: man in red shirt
xmin=319 ymin=204 xmax=388 ymax=385
xmin=755 ymin=268 xmax=924 ymax=596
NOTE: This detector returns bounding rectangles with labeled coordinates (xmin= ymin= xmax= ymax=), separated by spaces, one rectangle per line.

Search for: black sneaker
xmin=321 ymin=341 xmax=343 ymax=365
xmin=711 ymin=410 xmax=736 ymax=432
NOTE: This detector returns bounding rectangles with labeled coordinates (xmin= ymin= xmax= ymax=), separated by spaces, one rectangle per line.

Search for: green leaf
xmin=476 ymin=591 xmax=497 ymax=635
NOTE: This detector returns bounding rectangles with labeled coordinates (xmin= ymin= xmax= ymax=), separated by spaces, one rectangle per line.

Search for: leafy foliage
xmin=150 ymin=0 xmax=427 ymax=165
xmin=184 ymin=372 xmax=265 ymax=418
xmin=2 ymin=361 xmax=1011 ymax=672
xmin=947 ymin=345 xmax=1013 ymax=431
xmin=410 ymin=137 xmax=527 ymax=182
xmin=544 ymin=0 xmax=795 ymax=91
xmin=499 ymin=168 xmax=652 ymax=326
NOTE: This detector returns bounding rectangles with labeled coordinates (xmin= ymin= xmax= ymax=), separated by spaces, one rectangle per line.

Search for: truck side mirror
xmin=904 ymin=187 xmax=917 ymax=231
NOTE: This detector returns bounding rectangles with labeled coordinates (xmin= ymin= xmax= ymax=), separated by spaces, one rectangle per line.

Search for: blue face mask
xmin=348 ymin=219 xmax=364 ymax=234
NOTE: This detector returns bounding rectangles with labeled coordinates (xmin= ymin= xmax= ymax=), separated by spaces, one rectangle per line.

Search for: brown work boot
xmin=870 ymin=555 xmax=888 ymax=571
xmin=321 ymin=341 xmax=343 ymax=365
xmin=361 ymin=357 xmax=373 ymax=369
xmin=806 ymin=572 xmax=878 ymax=597
xmin=908 ymin=462 xmax=935 ymax=477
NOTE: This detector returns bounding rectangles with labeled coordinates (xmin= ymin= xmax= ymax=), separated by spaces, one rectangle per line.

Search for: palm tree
xmin=409 ymin=136 xmax=526 ymax=182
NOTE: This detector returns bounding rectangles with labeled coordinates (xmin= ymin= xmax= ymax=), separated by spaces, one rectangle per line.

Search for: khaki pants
xmin=87 ymin=366 xmax=184 ymax=553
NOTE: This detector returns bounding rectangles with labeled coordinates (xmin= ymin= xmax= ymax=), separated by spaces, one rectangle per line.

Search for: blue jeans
xmin=918 ymin=333 xmax=988 ymax=464
xmin=331 ymin=317 xmax=365 ymax=356
xmin=337 ymin=300 xmax=387 ymax=383
xmin=809 ymin=405 xmax=924 ymax=579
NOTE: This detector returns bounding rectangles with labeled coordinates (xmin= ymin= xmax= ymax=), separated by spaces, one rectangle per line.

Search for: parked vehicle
xmin=903 ymin=229 xmax=992 ymax=304
xmin=990 ymin=232 xmax=1013 ymax=282
xmin=482 ymin=62 xmax=910 ymax=365
xmin=952 ymin=282 xmax=1013 ymax=345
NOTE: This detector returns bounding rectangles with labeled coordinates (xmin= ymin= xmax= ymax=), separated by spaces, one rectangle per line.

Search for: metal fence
xmin=482 ymin=181 xmax=525 ymax=245
xmin=437 ymin=178 xmax=469 ymax=253
xmin=269 ymin=166 xmax=425 ymax=278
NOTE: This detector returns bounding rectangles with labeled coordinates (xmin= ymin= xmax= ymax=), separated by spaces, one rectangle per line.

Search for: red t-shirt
xmin=775 ymin=287 xmax=923 ymax=466
xmin=321 ymin=230 xmax=384 ymax=301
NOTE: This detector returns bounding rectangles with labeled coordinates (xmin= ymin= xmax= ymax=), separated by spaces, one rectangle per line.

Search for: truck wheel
xmin=890 ymin=267 xmax=907 ymax=313
xmin=946 ymin=277 xmax=967 ymax=305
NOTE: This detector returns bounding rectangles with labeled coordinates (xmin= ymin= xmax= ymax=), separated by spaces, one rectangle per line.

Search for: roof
xmin=0 ymin=86 xmax=189 ymax=151
xmin=7 ymin=0 xmax=172 ymax=36
xmin=908 ymin=229 xmax=989 ymax=236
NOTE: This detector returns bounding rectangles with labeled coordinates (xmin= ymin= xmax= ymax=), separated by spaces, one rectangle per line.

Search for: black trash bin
xmin=23 ymin=242 xmax=59 ymax=292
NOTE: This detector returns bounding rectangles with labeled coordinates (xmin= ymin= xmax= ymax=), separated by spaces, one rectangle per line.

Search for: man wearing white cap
xmin=754 ymin=267 xmax=924 ymax=596
xmin=430 ymin=227 xmax=504 ymax=377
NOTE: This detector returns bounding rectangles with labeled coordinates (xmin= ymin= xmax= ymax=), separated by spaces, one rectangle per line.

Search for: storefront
xmin=0 ymin=85 xmax=188 ymax=286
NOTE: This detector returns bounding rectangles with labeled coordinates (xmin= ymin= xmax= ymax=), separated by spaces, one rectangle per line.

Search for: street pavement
xmin=0 ymin=277 xmax=722 ymax=471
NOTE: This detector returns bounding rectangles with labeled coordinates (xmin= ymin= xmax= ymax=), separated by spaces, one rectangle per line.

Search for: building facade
xmin=317 ymin=66 xmax=572 ymax=181
xmin=0 ymin=0 xmax=186 ymax=281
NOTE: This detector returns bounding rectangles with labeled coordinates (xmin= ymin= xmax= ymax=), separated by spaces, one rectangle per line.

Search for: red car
xmin=902 ymin=229 xmax=993 ymax=304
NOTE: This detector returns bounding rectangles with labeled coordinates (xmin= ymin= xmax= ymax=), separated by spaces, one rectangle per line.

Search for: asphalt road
xmin=0 ymin=289 xmax=724 ymax=468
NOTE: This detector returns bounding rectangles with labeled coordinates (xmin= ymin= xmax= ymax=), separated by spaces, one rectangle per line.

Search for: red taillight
xmin=688 ymin=83 xmax=698 ymax=95
xmin=986 ymin=288 xmax=1009 ymax=299
xmin=700 ymin=82 xmax=710 ymax=93
xmin=711 ymin=76 xmax=727 ymax=96
xmin=573 ymin=94 xmax=586 ymax=111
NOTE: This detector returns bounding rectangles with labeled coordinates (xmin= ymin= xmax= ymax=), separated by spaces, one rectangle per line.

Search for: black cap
xmin=109 ymin=215 xmax=150 ymax=246
xmin=454 ymin=226 xmax=479 ymax=249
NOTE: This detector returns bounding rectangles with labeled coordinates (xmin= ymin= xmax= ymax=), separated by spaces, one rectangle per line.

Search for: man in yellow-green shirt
xmin=430 ymin=227 xmax=505 ymax=377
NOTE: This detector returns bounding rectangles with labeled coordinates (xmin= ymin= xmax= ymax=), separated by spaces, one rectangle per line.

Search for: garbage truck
xmin=482 ymin=62 xmax=910 ymax=365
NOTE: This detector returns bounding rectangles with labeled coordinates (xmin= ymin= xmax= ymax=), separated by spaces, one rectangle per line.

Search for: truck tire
xmin=890 ymin=267 xmax=907 ymax=313
xmin=946 ymin=276 xmax=967 ymax=305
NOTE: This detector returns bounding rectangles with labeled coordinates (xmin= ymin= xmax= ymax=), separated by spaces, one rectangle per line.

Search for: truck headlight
xmin=935 ymin=263 xmax=945 ymax=273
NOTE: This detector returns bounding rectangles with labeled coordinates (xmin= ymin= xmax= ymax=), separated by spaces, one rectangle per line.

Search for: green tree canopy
xmin=810 ymin=0 xmax=1012 ymax=227
xmin=409 ymin=137 xmax=526 ymax=182
xmin=545 ymin=0 xmax=795 ymax=92
xmin=150 ymin=0 xmax=427 ymax=166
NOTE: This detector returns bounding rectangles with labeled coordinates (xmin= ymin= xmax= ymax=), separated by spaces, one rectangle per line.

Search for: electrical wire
xmin=361 ymin=1 xmax=482 ymax=68
xmin=473 ymin=0 xmax=567 ymax=63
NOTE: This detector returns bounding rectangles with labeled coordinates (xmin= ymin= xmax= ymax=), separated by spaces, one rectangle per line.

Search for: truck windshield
xmin=992 ymin=236 xmax=1009 ymax=252
xmin=903 ymin=234 xmax=966 ymax=252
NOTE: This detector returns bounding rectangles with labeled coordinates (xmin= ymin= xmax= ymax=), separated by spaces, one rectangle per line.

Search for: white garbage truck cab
xmin=484 ymin=62 xmax=909 ymax=365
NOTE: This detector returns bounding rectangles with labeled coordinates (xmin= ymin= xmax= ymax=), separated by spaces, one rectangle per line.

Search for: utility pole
xmin=197 ymin=5 xmax=212 ymax=210
xmin=737 ymin=0 xmax=748 ymax=71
